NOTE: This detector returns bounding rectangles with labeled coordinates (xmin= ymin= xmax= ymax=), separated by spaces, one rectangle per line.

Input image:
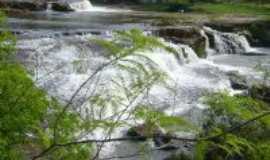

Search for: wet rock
xmin=127 ymin=124 xmax=171 ymax=144
xmin=153 ymin=132 xmax=171 ymax=147
xmin=154 ymin=27 xmax=206 ymax=58
xmin=227 ymin=71 xmax=248 ymax=90
xmin=249 ymin=84 xmax=270 ymax=103
xmin=51 ymin=2 xmax=73 ymax=12
xmin=126 ymin=124 xmax=182 ymax=151
xmin=126 ymin=124 xmax=150 ymax=141
xmin=126 ymin=124 xmax=164 ymax=141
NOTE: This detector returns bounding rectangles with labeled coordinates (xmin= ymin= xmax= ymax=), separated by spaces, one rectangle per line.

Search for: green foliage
xmin=134 ymin=106 xmax=195 ymax=133
xmin=1 ymin=11 xmax=268 ymax=159
xmin=88 ymin=29 xmax=178 ymax=126
xmin=0 ymin=13 xmax=16 ymax=62
xmin=0 ymin=63 xmax=49 ymax=159
xmin=205 ymin=93 xmax=268 ymax=121
xmin=93 ymin=29 xmax=177 ymax=58
xmin=192 ymin=2 xmax=270 ymax=15
xmin=0 ymin=12 xmax=45 ymax=159
xmin=195 ymin=140 xmax=209 ymax=160
xmin=196 ymin=92 xmax=270 ymax=160
xmin=45 ymin=144 xmax=92 ymax=160
xmin=0 ymin=12 xmax=92 ymax=160
xmin=165 ymin=152 xmax=192 ymax=160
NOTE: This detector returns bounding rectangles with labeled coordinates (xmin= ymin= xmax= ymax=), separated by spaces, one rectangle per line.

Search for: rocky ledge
xmin=0 ymin=0 xmax=47 ymax=11
xmin=154 ymin=26 xmax=207 ymax=58
xmin=0 ymin=0 xmax=90 ymax=12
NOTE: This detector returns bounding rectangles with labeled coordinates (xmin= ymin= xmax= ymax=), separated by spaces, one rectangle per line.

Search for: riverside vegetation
xmin=0 ymin=12 xmax=270 ymax=160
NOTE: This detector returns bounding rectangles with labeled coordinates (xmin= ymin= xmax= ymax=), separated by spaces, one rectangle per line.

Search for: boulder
xmin=154 ymin=27 xmax=206 ymax=58
xmin=50 ymin=2 xmax=74 ymax=12
xmin=227 ymin=71 xmax=248 ymax=90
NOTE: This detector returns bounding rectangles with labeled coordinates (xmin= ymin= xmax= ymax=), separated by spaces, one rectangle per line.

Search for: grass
xmin=137 ymin=2 xmax=270 ymax=18
xmin=192 ymin=3 xmax=270 ymax=16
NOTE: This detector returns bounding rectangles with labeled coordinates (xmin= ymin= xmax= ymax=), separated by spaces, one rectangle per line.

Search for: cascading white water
xmin=204 ymin=26 xmax=252 ymax=55
xmin=200 ymin=29 xmax=216 ymax=56
xmin=46 ymin=3 xmax=53 ymax=12
xmin=17 ymin=33 xmax=234 ymax=160
xmin=62 ymin=0 xmax=124 ymax=12
xmin=68 ymin=0 xmax=93 ymax=11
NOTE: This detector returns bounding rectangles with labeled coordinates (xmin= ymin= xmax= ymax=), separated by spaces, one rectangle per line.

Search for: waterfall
xmin=204 ymin=26 xmax=252 ymax=55
xmin=200 ymin=29 xmax=215 ymax=56
xmin=46 ymin=2 xmax=53 ymax=12
xmin=17 ymin=33 xmax=232 ymax=160
xmin=66 ymin=0 xmax=93 ymax=11
xmin=63 ymin=0 xmax=123 ymax=12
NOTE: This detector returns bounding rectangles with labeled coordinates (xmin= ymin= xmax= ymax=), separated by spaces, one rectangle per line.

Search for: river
xmin=7 ymin=5 xmax=270 ymax=160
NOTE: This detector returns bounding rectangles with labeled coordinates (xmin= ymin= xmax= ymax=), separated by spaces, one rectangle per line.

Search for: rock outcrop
xmin=0 ymin=0 xmax=47 ymax=11
xmin=154 ymin=27 xmax=207 ymax=58
xmin=0 ymin=0 xmax=92 ymax=12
